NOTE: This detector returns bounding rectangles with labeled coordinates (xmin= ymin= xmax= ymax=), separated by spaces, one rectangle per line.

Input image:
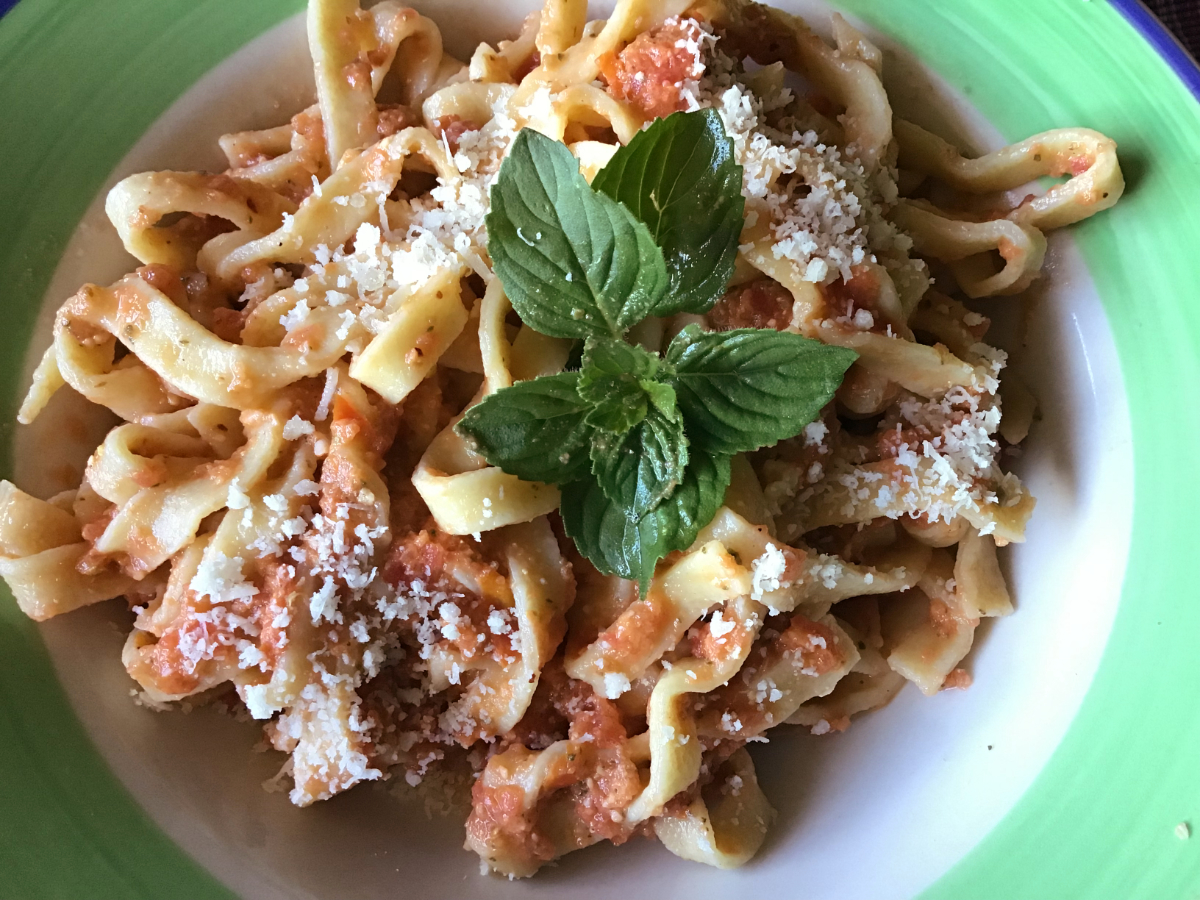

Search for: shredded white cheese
xmin=602 ymin=672 xmax=632 ymax=699
xmin=750 ymin=543 xmax=788 ymax=600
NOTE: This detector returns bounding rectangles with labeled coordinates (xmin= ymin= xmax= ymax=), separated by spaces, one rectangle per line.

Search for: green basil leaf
xmin=641 ymin=379 xmax=678 ymax=421
xmin=455 ymin=373 xmax=594 ymax=484
xmin=583 ymin=386 xmax=647 ymax=434
xmin=590 ymin=405 xmax=688 ymax=518
xmin=654 ymin=447 xmax=731 ymax=555
xmin=592 ymin=109 xmax=745 ymax=317
xmin=560 ymin=449 xmax=730 ymax=590
xmin=578 ymin=335 xmax=662 ymax=385
xmin=666 ymin=325 xmax=857 ymax=456
xmin=559 ymin=477 xmax=670 ymax=591
xmin=578 ymin=338 xmax=664 ymax=434
xmin=486 ymin=128 xmax=669 ymax=339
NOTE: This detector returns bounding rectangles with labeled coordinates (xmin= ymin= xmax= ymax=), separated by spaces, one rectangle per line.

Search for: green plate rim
xmin=1 ymin=0 xmax=1199 ymax=897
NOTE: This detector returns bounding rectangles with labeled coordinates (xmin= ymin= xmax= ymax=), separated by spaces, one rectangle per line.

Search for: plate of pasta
xmin=1 ymin=0 xmax=1199 ymax=897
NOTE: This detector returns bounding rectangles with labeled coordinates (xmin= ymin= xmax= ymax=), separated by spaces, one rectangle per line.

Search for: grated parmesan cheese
xmin=282 ymin=416 xmax=315 ymax=441
xmin=190 ymin=552 xmax=258 ymax=605
xmin=709 ymin=609 xmax=736 ymax=638
xmin=226 ymin=484 xmax=251 ymax=510
xmin=293 ymin=479 xmax=320 ymax=497
xmin=750 ymin=543 xmax=788 ymax=600
xmin=602 ymin=672 xmax=632 ymax=699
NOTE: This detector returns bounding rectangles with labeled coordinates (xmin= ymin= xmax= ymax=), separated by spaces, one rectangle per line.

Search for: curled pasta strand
xmin=779 ymin=457 xmax=1036 ymax=545
xmin=900 ymin=513 xmax=970 ymax=548
xmin=49 ymin=323 xmax=188 ymax=424
xmin=736 ymin=236 xmax=826 ymax=335
xmin=830 ymin=12 xmax=882 ymax=74
xmin=1 ymin=542 xmax=139 ymax=622
xmin=954 ymin=525 xmax=1013 ymax=618
xmin=786 ymin=667 xmax=908 ymax=729
xmin=895 ymin=119 xmax=1125 ymax=230
xmin=412 ymin=278 xmax=562 ymax=534
xmin=438 ymin=517 xmax=574 ymax=741
xmin=536 ymin=0 xmax=588 ymax=59
xmin=234 ymin=449 xmax=324 ymax=720
xmin=219 ymin=124 xmax=294 ymax=170
xmin=121 ymin=539 xmax=228 ymax=702
xmin=465 ymin=740 xmax=597 ymax=877
xmin=887 ymin=256 xmax=934 ymax=320
xmin=422 ymin=82 xmax=516 ymax=130
xmin=204 ymin=127 xmax=456 ymax=283
xmin=521 ymin=83 xmax=643 ymax=144
xmin=271 ymin=388 xmax=394 ymax=788
xmin=136 ymin=403 xmax=245 ymax=458
xmin=907 ymin=290 xmax=986 ymax=361
xmin=238 ymin=257 xmax=369 ymax=349
xmin=16 ymin=345 xmax=66 ymax=425
xmin=890 ymin=200 xmax=1048 ymax=298
xmin=654 ymin=748 xmax=774 ymax=868
xmin=738 ymin=233 xmax=918 ymax=342
xmin=349 ymin=265 xmax=470 ymax=404
xmin=883 ymin=550 xmax=977 ymax=695
xmin=0 ymin=482 xmax=136 ymax=623
xmin=85 ymin=423 xmax=214 ymax=506
xmin=0 ymin=481 xmax=80 ymax=559
xmin=59 ymin=275 xmax=348 ymax=410
xmin=813 ymin=319 xmax=990 ymax=398
xmin=565 ymin=539 xmax=751 ymax=696
xmin=308 ymin=0 xmax=455 ymax=168
xmin=367 ymin=3 xmax=450 ymax=105
xmin=696 ymin=613 xmax=860 ymax=739
xmin=625 ymin=591 xmax=763 ymax=824
xmin=696 ymin=507 xmax=925 ymax=612
xmin=221 ymin=111 xmax=327 ymax=199
xmin=272 ymin=407 xmax=398 ymax=800
xmin=121 ymin=429 xmax=317 ymax=710
xmin=93 ymin=410 xmax=285 ymax=577
xmin=105 ymin=171 xmax=296 ymax=270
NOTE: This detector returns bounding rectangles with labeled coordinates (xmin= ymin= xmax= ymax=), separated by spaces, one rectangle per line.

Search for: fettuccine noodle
xmin=2 ymin=0 xmax=1122 ymax=877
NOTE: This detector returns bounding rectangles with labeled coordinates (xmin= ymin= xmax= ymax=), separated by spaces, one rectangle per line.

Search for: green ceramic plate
xmin=1 ymin=0 xmax=1198 ymax=897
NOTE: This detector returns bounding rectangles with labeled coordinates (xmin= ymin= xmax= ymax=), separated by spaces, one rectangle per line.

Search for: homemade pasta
xmin=2 ymin=0 xmax=1123 ymax=877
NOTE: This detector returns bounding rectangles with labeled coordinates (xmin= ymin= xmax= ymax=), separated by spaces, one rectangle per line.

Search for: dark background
xmin=1147 ymin=0 xmax=1200 ymax=58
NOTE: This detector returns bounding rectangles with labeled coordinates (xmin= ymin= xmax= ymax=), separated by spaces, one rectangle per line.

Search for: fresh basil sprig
xmin=462 ymin=110 xmax=858 ymax=588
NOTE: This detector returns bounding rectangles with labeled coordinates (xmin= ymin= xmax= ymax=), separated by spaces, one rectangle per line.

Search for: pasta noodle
xmin=2 ymin=0 xmax=1123 ymax=877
